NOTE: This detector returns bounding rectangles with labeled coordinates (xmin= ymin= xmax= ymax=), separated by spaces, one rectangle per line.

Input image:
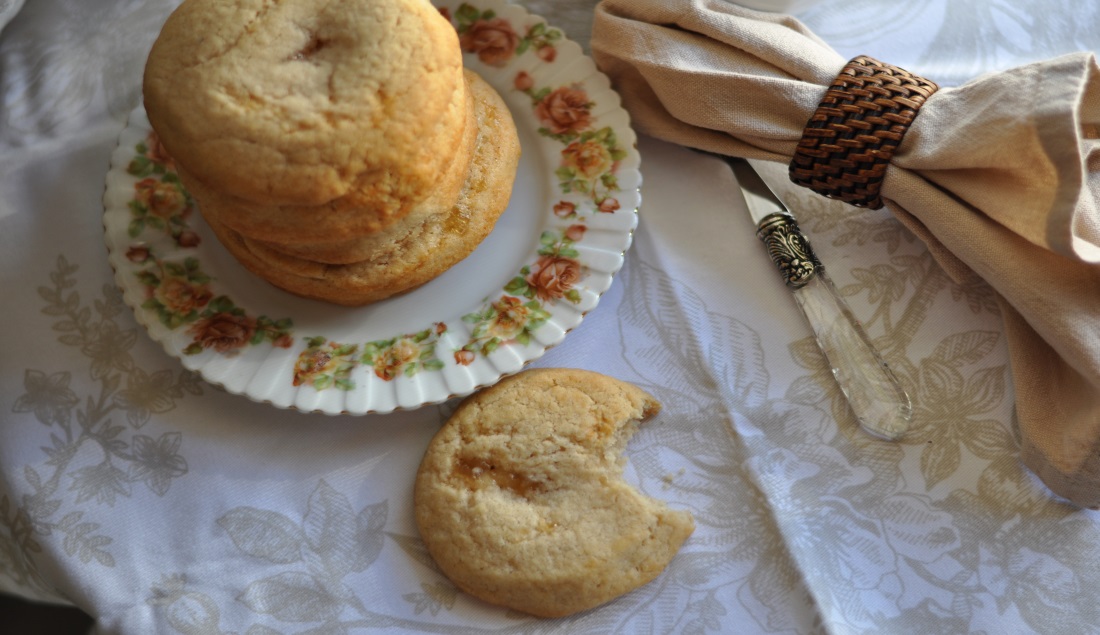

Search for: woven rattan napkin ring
xmin=789 ymin=56 xmax=938 ymax=209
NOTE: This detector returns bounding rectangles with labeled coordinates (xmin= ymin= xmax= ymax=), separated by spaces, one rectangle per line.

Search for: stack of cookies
xmin=143 ymin=0 xmax=520 ymax=306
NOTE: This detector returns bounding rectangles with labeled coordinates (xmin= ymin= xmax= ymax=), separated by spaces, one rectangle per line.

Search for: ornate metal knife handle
xmin=756 ymin=212 xmax=822 ymax=288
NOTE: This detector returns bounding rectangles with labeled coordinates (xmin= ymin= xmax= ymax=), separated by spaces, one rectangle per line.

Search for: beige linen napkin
xmin=591 ymin=0 xmax=1100 ymax=507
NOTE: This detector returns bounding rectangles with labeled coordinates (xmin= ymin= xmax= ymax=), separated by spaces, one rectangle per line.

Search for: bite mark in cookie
xmin=414 ymin=368 xmax=694 ymax=618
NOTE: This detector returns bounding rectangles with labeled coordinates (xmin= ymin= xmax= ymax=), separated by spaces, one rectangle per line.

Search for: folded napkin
xmin=591 ymin=0 xmax=1100 ymax=507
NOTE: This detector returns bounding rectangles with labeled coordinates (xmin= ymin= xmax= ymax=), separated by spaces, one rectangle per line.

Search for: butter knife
xmin=728 ymin=158 xmax=912 ymax=440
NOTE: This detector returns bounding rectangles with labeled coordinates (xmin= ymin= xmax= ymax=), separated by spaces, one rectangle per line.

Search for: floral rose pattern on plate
xmin=506 ymin=228 xmax=584 ymax=303
xmin=125 ymin=133 xmax=295 ymax=356
xmin=518 ymin=78 xmax=628 ymax=212
xmin=450 ymin=3 xmax=563 ymax=66
xmin=457 ymin=296 xmax=551 ymax=363
xmin=451 ymin=228 xmax=580 ymax=364
xmin=126 ymin=135 xmax=198 ymax=247
xmin=293 ymin=325 xmax=447 ymax=391
xmin=361 ymin=324 xmax=448 ymax=381
xmin=293 ymin=339 xmax=360 ymax=391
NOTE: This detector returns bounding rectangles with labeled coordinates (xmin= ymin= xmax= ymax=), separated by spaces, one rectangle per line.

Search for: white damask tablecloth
xmin=4 ymin=1 xmax=1100 ymax=633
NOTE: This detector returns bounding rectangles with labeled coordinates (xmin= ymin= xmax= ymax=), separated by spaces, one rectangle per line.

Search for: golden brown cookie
xmin=414 ymin=368 xmax=695 ymax=618
xmin=177 ymin=69 xmax=475 ymax=244
xmin=144 ymin=0 xmax=464 ymax=228
xmin=199 ymin=70 xmax=521 ymax=306
xmin=239 ymin=70 xmax=481 ymax=264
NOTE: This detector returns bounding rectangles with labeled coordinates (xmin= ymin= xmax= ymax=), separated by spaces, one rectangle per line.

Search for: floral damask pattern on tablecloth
xmin=4 ymin=256 xmax=200 ymax=603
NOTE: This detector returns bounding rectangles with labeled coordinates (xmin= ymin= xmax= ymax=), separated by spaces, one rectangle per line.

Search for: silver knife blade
xmin=732 ymin=159 xmax=793 ymax=225
xmin=727 ymin=157 xmax=912 ymax=440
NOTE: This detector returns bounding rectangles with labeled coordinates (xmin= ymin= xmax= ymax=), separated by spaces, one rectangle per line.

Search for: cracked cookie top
xmin=143 ymin=0 xmax=464 ymax=219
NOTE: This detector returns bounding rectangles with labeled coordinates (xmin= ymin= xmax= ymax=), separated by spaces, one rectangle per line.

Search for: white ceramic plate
xmin=102 ymin=0 xmax=641 ymax=415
